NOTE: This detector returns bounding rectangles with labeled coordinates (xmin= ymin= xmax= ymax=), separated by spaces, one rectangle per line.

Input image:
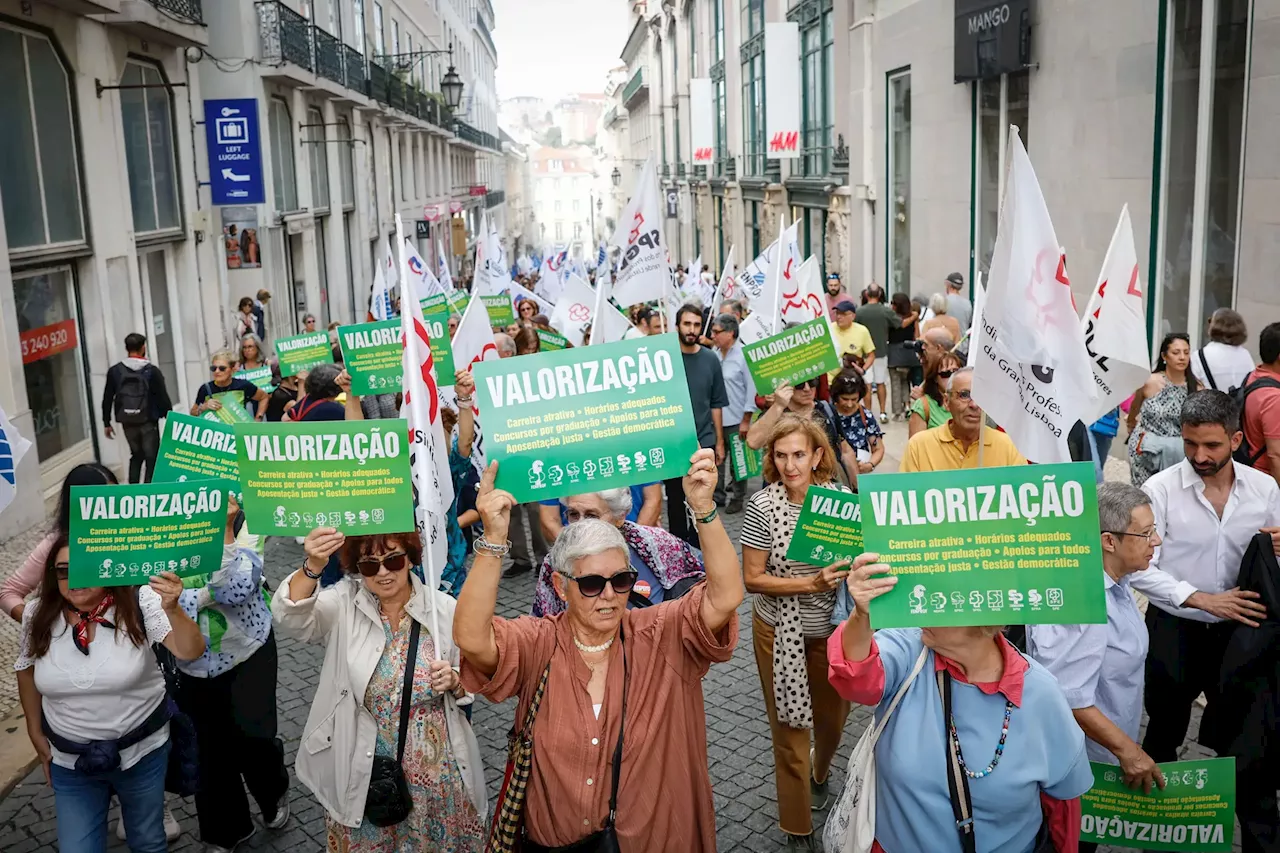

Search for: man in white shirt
xmin=709 ymin=313 xmax=757 ymax=514
xmin=1129 ymin=390 xmax=1280 ymax=766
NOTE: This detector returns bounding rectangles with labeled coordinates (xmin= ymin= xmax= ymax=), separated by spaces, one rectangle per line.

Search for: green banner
xmin=1081 ymin=758 xmax=1235 ymax=851
xmin=339 ymin=320 xmax=404 ymax=395
xmin=153 ymin=413 xmax=239 ymax=496
xmin=203 ymin=391 xmax=254 ymax=425
xmin=69 ymin=481 xmax=227 ymax=589
xmin=275 ymin=330 xmax=334 ymax=376
xmin=234 ymin=420 xmax=415 ymax=536
xmin=743 ymin=317 xmax=841 ymax=395
xmin=448 ymin=291 xmax=470 ymax=314
xmin=858 ymin=461 xmax=1107 ymax=628
xmin=420 ymin=294 xmax=457 ymax=379
xmin=482 ymin=294 xmax=515 ymax=327
xmin=537 ymin=329 xmax=569 ymax=351
xmin=472 ymin=335 xmax=700 ymax=504
xmin=234 ymin=364 xmax=275 ymax=394
xmin=728 ymin=432 xmax=761 ymax=481
xmin=786 ymin=485 xmax=863 ymax=566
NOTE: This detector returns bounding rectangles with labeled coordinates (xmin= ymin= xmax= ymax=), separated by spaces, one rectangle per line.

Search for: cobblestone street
xmin=0 ymin=485 xmax=1246 ymax=851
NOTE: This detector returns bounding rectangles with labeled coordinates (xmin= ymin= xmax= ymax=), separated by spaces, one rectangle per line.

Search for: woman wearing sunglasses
xmin=454 ymin=449 xmax=743 ymax=852
xmin=190 ymin=349 xmax=268 ymax=421
xmin=15 ymin=537 xmax=206 ymax=851
xmin=742 ymin=414 xmax=856 ymax=848
xmin=273 ymin=529 xmax=487 ymax=852
xmin=746 ymin=378 xmax=857 ymax=486
xmin=908 ymin=349 xmax=965 ymax=438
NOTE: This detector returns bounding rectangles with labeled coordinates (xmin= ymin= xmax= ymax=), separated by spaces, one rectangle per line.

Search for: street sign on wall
xmin=764 ymin=23 xmax=801 ymax=160
xmin=204 ymin=98 xmax=266 ymax=205
xmin=415 ymin=220 xmax=430 ymax=239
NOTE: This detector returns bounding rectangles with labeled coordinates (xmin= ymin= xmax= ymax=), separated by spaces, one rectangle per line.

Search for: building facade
xmin=0 ymin=0 xmax=503 ymax=538
xmin=530 ymin=146 xmax=606 ymax=257
xmin=618 ymin=0 xmax=1280 ymax=359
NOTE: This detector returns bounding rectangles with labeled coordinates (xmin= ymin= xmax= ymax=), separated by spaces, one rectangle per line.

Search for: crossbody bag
xmin=364 ymin=619 xmax=421 ymax=827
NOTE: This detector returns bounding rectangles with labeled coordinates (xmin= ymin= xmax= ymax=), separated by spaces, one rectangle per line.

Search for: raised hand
xmin=304 ymin=527 xmax=346 ymax=574
xmin=682 ymin=448 xmax=718 ymax=512
xmin=845 ymin=553 xmax=898 ymax=612
xmin=476 ymin=461 xmax=515 ymax=543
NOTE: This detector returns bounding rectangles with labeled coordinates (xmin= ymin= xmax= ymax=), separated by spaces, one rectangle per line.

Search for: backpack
xmin=1232 ymin=374 xmax=1280 ymax=466
xmin=114 ymin=365 xmax=152 ymax=425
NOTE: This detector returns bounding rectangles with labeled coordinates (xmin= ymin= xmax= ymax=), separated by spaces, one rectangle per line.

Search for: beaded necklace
xmin=948 ymin=700 xmax=1014 ymax=779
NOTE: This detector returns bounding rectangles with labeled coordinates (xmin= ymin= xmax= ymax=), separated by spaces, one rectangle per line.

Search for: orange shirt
xmin=461 ymin=584 xmax=737 ymax=851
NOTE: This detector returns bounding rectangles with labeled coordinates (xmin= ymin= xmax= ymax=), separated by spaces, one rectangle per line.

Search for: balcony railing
xmin=150 ymin=0 xmax=203 ymax=23
xmin=314 ymin=26 xmax=343 ymax=86
xmin=257 ymin=0 xmax=313 ymax=71
xmin=622 ymin=66 xmax=647 ymax=106
xmin=485 ymin=190 xmax=505 ymax=209
xmin=343 ymin=44 xmax=366 ymax=92
xmin=454 ymin=119 xmax=501 ymax=152
xmin=367 ymin=60 xmax=391 ymax=103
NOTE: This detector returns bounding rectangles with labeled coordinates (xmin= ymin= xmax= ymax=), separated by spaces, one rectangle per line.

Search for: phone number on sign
xmin=20 ymin=319 xmax=78 ymax=364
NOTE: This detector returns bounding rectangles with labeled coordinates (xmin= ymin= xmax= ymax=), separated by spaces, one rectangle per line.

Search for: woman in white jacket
xmin=272 ymin=527 xmax=487 ymax=852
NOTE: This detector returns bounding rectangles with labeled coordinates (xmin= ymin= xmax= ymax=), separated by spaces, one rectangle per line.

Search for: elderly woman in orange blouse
xmin=454 ymin=449 xmax=743 ymax=852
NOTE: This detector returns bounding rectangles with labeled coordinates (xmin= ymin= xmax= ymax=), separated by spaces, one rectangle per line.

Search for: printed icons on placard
xmin=274 ymin=506 xmax=389 ymax=528
xmin=523 ymin=450 xmax=671 ymax=490
xmin=897 ymin=585 xmax=1066 ymax=616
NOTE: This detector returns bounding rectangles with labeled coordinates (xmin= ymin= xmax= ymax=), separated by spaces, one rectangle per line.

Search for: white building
xmin=530 ymin=146 xmax=606 ymax=256
xmin=0 ymin=0 xmax=503 ymax=539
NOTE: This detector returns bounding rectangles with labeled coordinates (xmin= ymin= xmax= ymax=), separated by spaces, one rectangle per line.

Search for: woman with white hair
xmin=454 ymin=450 xmax=742 ymax=852
xmin=530 ymin=486 xmax=706 ymax=617
xmin=921 ymin=293 xmax=962 ymax=344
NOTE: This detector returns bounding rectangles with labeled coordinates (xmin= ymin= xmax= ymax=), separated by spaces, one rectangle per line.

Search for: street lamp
xmin=611 ymin=167 xmax=621 ymax=187
xmin=441 ymin=64 xmax=464 ymax=111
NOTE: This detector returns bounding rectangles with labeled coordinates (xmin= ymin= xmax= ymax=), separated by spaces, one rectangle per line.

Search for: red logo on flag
xmin=769 ymin=131 xmax=799 ymax=152
xmin=628 ymin=211 xmax=645 ymax=245
xmin=569 ymin=303 xmax=591 ymax=322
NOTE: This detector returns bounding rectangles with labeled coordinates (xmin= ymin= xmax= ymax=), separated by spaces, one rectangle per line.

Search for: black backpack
xmin=114 ymin=365 xmax=152 ymax=425
xmin=1232 ymin=374 xmax=1280 ymax=466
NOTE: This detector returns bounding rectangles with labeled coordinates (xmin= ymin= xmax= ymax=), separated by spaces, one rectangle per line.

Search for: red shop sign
xmin=20 ymin=318 xmax=78 ymax=365
xmin=424 ymin=205 xmax=441 ymax=222
xmin=469 ymin=185 xmax=488 ymax=197
xmin=449 ymin=201 xmax=464 ymax=214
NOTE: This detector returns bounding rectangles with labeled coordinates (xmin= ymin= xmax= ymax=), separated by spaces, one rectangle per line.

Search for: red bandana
xmin=68 ymin=593 xmax=116 ymax=656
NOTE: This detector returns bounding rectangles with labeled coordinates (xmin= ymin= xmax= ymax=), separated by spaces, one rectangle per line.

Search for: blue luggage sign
xmin=205 ymin=98 xmax=266 ymax=205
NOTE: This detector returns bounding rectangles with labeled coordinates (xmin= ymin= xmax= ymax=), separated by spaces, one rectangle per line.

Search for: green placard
xmin=235 ymin=364 xmax=275 ymax=394
xmin=728 ymin=432 xmax=761 ymax=481
xmin=537 ymin=329 xmax=569 ymax=351
xmin=448 ymin=291 xmax=471 ymax=314
xmin=858 ymin=461 xmax=1107 ymax=628
xmin=339 ymin=320 xmax=404 ymax=395
xmin=153 ymin=413 xmax=239 ymax=496
xmin=420 ymin=295 xmax=457 ymax=379
xmin=1081 ymin=758 xmax=1235 ymax=851
xmin=786 ymin=485 xmax=863 ymax=566
xmin=234 ymin=420 xmax=415 ymax=536
xmin=275 ymin=330 xmax=334 ymax=376
xmin=472 ymin=335 xmax=701 ymax=504
xmin=69 ymin=481 xmax=227 ymax=589
xmin=743 ymin=317 xmax=841 ymax=395
xmin=203 ymin=391 xmax=254 ymax=425
xmin=482 ymin=294 xmax=515 ymax=327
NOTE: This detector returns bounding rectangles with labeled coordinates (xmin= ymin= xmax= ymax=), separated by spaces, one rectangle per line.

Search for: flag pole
xmin=397 ymin=212 xmax=444 ymax=660
xmin=770 ymin=220 xmax=788 ymax=335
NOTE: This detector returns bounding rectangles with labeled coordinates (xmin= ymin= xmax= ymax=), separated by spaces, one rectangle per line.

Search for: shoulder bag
xmin=489 ymin=660 xmax=553 ymax=853
xmin=938 ymin=669 xmax=1054 ymax=853
xmin=822 ymin=645 xmax=930 ymax=853
xmin=152 ymin=644 xmax=200 ymax=796
xmin=364 ymin=619 xmax=421 ymax=827
xmin=1198 ymin=349 xmax=1218 ymax=391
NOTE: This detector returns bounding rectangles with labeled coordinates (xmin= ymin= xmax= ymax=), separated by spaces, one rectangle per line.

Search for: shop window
xmin=121 ymin=61 xmax=181 ymax=236
xmin=268 ymin=98 xmax=300 ymax=212
xmin=887 ymin=68 xmax=911 ymax=295
xmin=0 ymin=25 xmax=86 ymax=253
xmin=307 ymin=107 xmax=330 ymax=210
xmin=338 ymin=118 xmax=355 ymax=207
xmin=973 ymin=71 xmax=1029 ymax=280
xmin=15 ymin=268 xmax=89 ymax=461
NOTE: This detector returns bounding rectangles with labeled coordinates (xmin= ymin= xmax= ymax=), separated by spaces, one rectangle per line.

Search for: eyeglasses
xmin=938 ymin=369 xmax=957 ymax=379
xmin=355 ymin=551 xmax=409 ymax=577
xmin=795 ymin=380 xmax=818 ymax=390
xmin=1106 ymin=529 xmax=1160 ymax=543
xmin=949 ymin=389 xmax=974 ymax=402
xmin=710 ymin=328 xmax=725 ymax=335
xmin=210 ymin=364 xmax=231 ymax=373
xmin=54 ymin=563 xmax=69 ymax=581
xmin=557 ymin=569 xmax=639 ymax=598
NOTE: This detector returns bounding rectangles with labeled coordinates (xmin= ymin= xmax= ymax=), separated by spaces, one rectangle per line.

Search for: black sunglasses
xmin=795 ymin=379 xmax=818 ymax=390
xmin=54 ymin=562 xmax=70 ymax=581
xmin=558 ymin=570 xmax=639 ymax=598
xmin=937 ymin=369 xmax=956 ymax=379
xmin=210 ymin=364 xmax=231 ymax=373
xmin=355 ymin=551 xmax=409 ymax=577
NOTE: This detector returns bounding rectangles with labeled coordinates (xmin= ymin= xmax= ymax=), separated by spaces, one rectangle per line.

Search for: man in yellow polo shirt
xmin=829 ymin=299 xmax=876 ymax=380
xmin=900 ymin=366 xmax=1026 ymax=471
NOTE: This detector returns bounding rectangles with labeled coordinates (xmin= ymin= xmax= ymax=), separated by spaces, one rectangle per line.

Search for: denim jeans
xmin=50 ymin=739 xmax=170 ymax=853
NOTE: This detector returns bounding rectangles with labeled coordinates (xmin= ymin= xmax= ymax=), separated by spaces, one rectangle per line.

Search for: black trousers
xmin=663 ymin=476 xmax=700 ymax=549
xmin=123 ymin=422 xmax=160 ymax=484
xmin=176 ymin=631 xmax=289 ymax=847
xmin=1238 ymin=760 xmax=1280 ymax=853
xmin=1141 ymin=607 xmax=1236 ymax=763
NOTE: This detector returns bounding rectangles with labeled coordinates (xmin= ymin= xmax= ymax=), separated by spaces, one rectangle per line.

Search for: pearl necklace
xmin=573 ymin=634 xmax=615 ymax=655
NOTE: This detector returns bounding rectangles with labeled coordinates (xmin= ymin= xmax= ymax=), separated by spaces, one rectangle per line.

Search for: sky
xmin=492 ymin=0 xmax=631 ymax=101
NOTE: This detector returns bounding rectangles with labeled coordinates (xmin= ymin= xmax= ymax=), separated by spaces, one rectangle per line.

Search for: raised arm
xmin=336 ymin=370 xmax=364 ymax=420
xmin=746 ymin=383 xmax=794 ymax=450
xmin=455 ymin=369 xmax=476 ymax=458
xmin=681 ymin=449 xmax=743 ymax=633
xmin=454 ymin=461 xmax=515 ymax=677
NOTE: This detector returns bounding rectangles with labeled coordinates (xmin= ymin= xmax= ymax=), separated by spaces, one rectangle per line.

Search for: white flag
xmin=1080 ymin=206 xmax=1151 ymax=423
xmin=779 ymin=256 xmax=827 ymax=325
xmin=971 ymin=127 xmax=1096 ymax=463
xmin=536 ymin=249 xmax=567 ymax=305
xmin=609 ymin=157 xmax=669 ymax=306
xmin=436 ymin=240 xmax=454 ymax=291
xmin=702 ymin=246 xmax=738 ymax=335
xmin=397 ymin=215 xmax=454 ymax=605
xmin=738 ymin=311 xmax=773 ymax=346
xmin=370 ymin=258 xmax=393 ymax=321
xmin=732 ymin=222 xmax=800 ymax=318
xmin=0 ymin=405 xmax=32 ymax=516
xmin=966 ymin=273 xmax=987 ymax=368
xmin=450 ymin=296 xmax=503 ymax=478
xmin=473 ymin=214 xmax=505 ymax=297
xmin=507 ymin=278 xmax=553 ymax=317
xmin=404 ymin=239 xmax=441 ymax=301
xmin=550 ymin=275 xmax=602 ymax=347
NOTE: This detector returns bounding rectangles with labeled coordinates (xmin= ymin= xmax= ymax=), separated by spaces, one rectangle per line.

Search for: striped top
xmin=741 ymin=484 xmax=838 ymax=638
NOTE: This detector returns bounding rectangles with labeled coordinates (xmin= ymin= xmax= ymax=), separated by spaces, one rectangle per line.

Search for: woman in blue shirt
xmin=829 ymin=553 xmax=1095 ymax=852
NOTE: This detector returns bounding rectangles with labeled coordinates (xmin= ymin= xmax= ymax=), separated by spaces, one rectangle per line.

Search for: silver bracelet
xmin=455 ymin=395 xmax=474 ymax=406
xmin=474 ymin=536 xmax=511 ymax=557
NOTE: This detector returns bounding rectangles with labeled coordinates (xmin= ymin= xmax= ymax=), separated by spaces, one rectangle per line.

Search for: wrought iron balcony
xmin=149 ymin=0 xmax=203 ymax=23
xmin=622 ymin=66 xmax=647 ymax=107
xmin=343 ymin=44 xmax=366 ymax=93
xmin=485 ymin=190 xmax=506 ymax=209
xmin=454 ymin=119 xmax=501 ymax=152
xmin=313 ymin=26 xmax=343 ymax=86
xmin=257 ymin=0 xmax=312 ymax=71
xmin=676 ymin=162 xmax=687 ymax=179
xmin=422 ymin=96 xmax=451 ymax=129
xmin=367 ymin=60 xmax=391 ymax=104
xmin=388 ymin=76 xmax=406 ymax=111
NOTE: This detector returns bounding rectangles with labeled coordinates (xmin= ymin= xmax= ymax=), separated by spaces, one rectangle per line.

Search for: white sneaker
xmin=116 ymin=807 xmax=181 ymax=842
xmin=264 ymin=799 xmax=290 ymax=830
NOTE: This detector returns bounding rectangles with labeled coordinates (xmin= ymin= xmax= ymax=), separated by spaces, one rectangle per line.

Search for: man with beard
xmin=669 ymin=304 xmax=728 ymax=548
xmin=1129 ymin=392 xmax=1280 ymax=789
xmin=824 ymin=272 xmax=847 ymax=319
